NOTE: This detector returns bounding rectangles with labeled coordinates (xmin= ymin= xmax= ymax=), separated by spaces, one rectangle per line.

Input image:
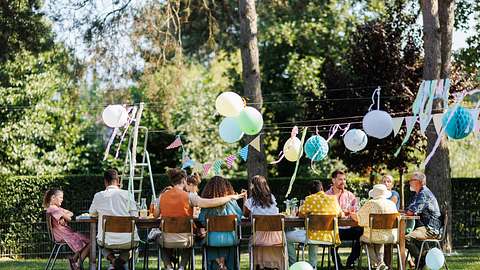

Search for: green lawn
xmin=1 ymin=248 xmax=478 ymax=269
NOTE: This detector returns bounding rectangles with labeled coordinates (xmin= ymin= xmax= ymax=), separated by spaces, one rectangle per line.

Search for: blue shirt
xmin=387 ymin=190 xmax=401 ymax=210
xmin=407 ymin=186 xmax=441 ymax=234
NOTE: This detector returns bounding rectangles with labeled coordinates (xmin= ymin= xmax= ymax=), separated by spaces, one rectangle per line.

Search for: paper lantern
xmin=215 ymin=92 xmax=244 ymax=117
xmin=289 ymin=261 xmax=313 ymax=270
xmin=362 ymin=110 xmax=393 ymax=139
xmin=442 ymin=106 xmax=474 ymax=139
xmin=219 ymin=117 xmax=244 ymax=143
xmin=425 ymin=247 xmax=445 ymax=270
xmin=284 ymin=137 xmax=302 ymax=162
xmin=235 ymin=106 xmax=263 ymax=135
xmin=343 ymin=129 xmax=368 ymax=152
xmin=102 ymin=105 xmax=128 ymax=128
xmin=304 ymin=135 xmax=329 ymax=161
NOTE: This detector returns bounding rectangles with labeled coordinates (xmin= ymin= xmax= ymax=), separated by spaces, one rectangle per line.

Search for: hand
xmin=350 ymin=212 xmax=358 ymax=222
xmin=240 ymin=189 xmax=248 ymax=199
xmin=59 ymin=218 xmax=66 ymax=226
xmin=406 ymin=210 xmax=414 ymax=216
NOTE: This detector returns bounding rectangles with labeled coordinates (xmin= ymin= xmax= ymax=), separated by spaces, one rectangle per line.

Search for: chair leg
xmin=396 ymin=244 xmax=403 ymax=270
xmin=132 ymin=248 xmax=136 ymax=270
xmin=97 ymin=247 xmax=102 ymax=270
xmin=302 ymin=243 xmax=306 ymax=261
xmin=203 ymin=247 xmax=208 ymax=270
xmin=45 ymin=244 xmax=57 ymax=270
xmin=51 ymin=244 xmax=62 ymax=270
xmin=236 ymin=245 xmax=240 ymax=270
xmin=332 ymin=246 xmax=339 ymax=270
xmin=321 ymin=246 xmax=325 ymax=268
xmin=416 ymin=241 xmax=427 ymax=270
xmin=358 ymin=244 xmax=363 ymax=270
xmin=249 ymin=245 xmax=253 ymax=270
xmin=158 ymin=247 xmax=161 ymax=270
xmin=144 ymin=241 xmax=149 ymax=270
xmin=365 ymin=244 xmax=372 ymax=270
xmin=328 ymin=247 xmax=331 ymax=269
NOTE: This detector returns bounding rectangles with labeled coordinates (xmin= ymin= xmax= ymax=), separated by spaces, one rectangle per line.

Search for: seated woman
xmin=243 ymin=175 xmax=285 ymax=270
xmin=382 ymin=175 xmax=400 ymax=210
xmin=157 ymin=169 xmax=244 ymax=270
xmin=351 ymin=184 xmax=398 ymax=270
xmin=198 ymin=176 xmax=243 ymax=270
xmin=44 ymin=189 xmax=90 ymax=270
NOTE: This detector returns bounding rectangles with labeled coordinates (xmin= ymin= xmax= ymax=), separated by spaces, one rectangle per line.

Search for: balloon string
xmin=270 ymin=151 xmax=285 ymax=164
xmin=327 ymin=124 xmax=339 ymax=142
xmin=291 ymin=126 xmax=299 ymax=138
xmin=368 ymin=86 xmax=381 ymax=111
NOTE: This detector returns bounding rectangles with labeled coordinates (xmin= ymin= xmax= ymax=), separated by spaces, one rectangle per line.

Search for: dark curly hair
xmin=249 ymin=175 xmax=273 ymax=208
xmin=201 ymin=176 xmax=235 ymax=198
xmin=166 ymin=168 xmax=187 ymax=185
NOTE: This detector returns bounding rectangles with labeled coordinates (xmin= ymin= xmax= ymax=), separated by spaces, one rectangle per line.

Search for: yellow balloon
xmin=215 ymin=92 xmax=244 ymax=117
xmin=283 ymin=137 xmax=302 ymax=162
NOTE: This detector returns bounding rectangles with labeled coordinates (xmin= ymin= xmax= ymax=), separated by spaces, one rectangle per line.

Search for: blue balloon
xmin=304 ymin=135 xmax=329 ymax=161
xmin=219 ymin=117 xmax=244 ymax=143
xmin=442 ymin=106 xmax=474 ymax=139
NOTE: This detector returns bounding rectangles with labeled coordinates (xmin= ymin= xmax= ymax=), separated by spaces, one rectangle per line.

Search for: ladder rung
xmin=121 ymin=176 xmax=143 ymax=179
xmin=135 ymin=163 xmax=149 ymax=166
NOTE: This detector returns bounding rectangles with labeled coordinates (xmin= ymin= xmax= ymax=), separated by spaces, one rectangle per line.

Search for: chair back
xmin=306 ymin=214 xmax=336 ymax=231
xmin=205 ymin=215 xmax=239 ymax=247
xmin=159 ymin=217 xmax=194 ymax=248
xmin=369 ymin=213 xmax=400 ymax=230
xmin=252 ymin=215 xmax=285 ymax=247
xmin=101 ymin=215 xmax=136 ymax=249
xmin=45 ymin=213 xmax=58 ymax=244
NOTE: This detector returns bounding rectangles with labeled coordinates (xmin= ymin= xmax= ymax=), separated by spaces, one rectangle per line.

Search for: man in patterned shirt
xmin=405 ymin=171 xmax=441 ymax=268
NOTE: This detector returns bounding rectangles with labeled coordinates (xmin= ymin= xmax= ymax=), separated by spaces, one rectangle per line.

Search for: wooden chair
xmin=358 ymin=213 xmax=402 ymax=270
xmin=44 ymin=213 xmax=69 ymax=270
xmin=250 ymin=215 xmax=287 ymax=270
xmin=97 ymin=215 xmax=138 ymax=270
xmin=204 ymin=215 xmax=240 ymax=270
xmin=304 ymin=214 xmax=339 ymax=270
xmin=158 ymin=217 xmax=195 ymax=270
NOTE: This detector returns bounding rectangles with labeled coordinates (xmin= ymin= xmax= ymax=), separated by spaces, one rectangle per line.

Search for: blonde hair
xmin=382 ymin=174 xmax=394 ymax=183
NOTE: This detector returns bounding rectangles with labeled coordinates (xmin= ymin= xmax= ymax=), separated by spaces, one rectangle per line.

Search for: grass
xmin=1 ymin=248 xmax=479 ymax=270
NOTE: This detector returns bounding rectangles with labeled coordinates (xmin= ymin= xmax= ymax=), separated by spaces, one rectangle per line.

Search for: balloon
xmin=102 ymin=105 xmax=128 ymax=128
xmin=442 ymin=106 xmax=474 ymax=139
xmin=219 ymin=117 xmax=244 ymax=143
xmin=362 ymin=110 xmax=393 ymax=139
xmin=343 ymin=129 xmax=368 ymax=152
xmin=235 ymin=106 xmax=264 ymax=135
xmin=289 ymin=261 xmax=314 ymax=270
xmin=304 ymin=135 xmax=329 ymax=161
xmin=215 ymin=92 xmax=244 ymax=117
xmin=284 ymin=137 xmax=302 ymax=162
xmin=425 ymin=247 xmax=445 ymax=270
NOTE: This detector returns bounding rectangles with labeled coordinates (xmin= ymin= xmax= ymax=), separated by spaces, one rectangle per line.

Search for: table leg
xmin=399 ymin=219 xmax=406 ymax=270
xmin=384 ymin=244 xmax=392 ymax=268
xmin=89 ymin=222 xmax=97 ymax=270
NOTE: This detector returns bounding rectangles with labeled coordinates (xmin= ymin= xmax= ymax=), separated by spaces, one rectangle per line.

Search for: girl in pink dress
xmin=44 ymin=189 xmax=90 ymax=270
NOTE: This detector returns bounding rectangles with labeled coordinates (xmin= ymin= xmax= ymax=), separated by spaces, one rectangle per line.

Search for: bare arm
xmin=196 ymin=194 xmax=244 ymax=208
xmin=391 ymin=195 xmax=399 ymax=205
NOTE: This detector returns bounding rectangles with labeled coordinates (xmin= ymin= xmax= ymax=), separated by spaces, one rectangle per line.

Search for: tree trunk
xmin=238 ymin=0 xmax=266 ymax=180
xmin=421 ymin=0 xmax=453 ymax=252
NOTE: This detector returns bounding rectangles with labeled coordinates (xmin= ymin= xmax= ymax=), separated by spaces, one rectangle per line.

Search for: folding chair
xmin=251 ymin=215 xmax=287 ymax=270
xmin=158 ymin=217 xmax=195 ymax=270
xmin=204 ymin=215 xmax=241 ymax=270
xmin=304 ymin=214 xmax=339 ymax=270
xmin=44 ymin=213 xmax=69 ymax=270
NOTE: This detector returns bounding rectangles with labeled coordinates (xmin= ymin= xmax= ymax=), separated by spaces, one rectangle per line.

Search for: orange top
xmin=159 ymin=188 xmax=193 ymax=217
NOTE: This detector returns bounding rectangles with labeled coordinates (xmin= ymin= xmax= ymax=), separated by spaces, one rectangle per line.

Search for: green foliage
xmin=449 ymin=134 xmax=480 ymax=177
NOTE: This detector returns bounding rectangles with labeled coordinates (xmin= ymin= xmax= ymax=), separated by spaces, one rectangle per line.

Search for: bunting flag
xmin=250 ymin=135 xmax=261 ymax=152
xmin=419 ymin=113 xmax=433 ymax=135
xmin=392 ymin=117 xmax=404 ymax=136
xmin=166 ymin=136 xmax=182 ymax=149
xmin=203 ymin=163 xmax=212 ymax=175
xmin=213 ymin=160 xmax=223 ymax=175
xmin=225 ymin=155 xmax=236 ymax=168
xmin=395 ymin=116 xmax=418 ymax=156
xmin=238 ymin=145 xmax=249 ymax=161
xmin=181 ymin=157 xmax=195 ymax=170
xmin=432 ymin=113 xmax=443 ymax=136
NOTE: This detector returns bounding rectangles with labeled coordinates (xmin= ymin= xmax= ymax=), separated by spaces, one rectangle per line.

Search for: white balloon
xmin=425 ymin=247 xmax=445 ymax=270
xmin=102 ymin=105 xmax=128 ymax=128
xmin=343 ymin=129 xmax=368 ymax=152
xmin=215 ymin=92 xmax=244 ymax=117
xmin=289 ymin=261 xmax=314 ymax=270
xmin=283 ymin=137 xmax=302 ymax=162
xmin=362 ymin=110 xmax=393 ymax=139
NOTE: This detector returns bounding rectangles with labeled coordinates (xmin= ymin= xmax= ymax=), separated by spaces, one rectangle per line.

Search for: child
xmin=44 ymin=189 xmax=90 ymax=270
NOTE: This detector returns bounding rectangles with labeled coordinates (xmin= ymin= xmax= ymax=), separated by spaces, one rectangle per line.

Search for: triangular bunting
xmin=419 ymin=113 xmax=433 ymax=135
xmin=166 ymin=136 xmax=182 ymax=149
xmin=432 ymin=113 xmax=443 ymax=136
xmin=392 ymin=117 xmax=404 ymax=136
xmin=181 ymin=158 xmax=195 ymax=170
xmin=203 ymin=163 xmax=212 ymax=176
xmin=250 ymin=135 xmax=261 ymax=152
xmin=225 ymin=155 xmax=236 ymax=168
xmin=213 ymin=160 xmax=223 ymax=175
xmin=238 ymin=145 xmax=249 ymax=161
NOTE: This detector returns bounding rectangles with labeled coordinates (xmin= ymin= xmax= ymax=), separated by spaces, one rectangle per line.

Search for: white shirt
xmin=89 ymin=185 xmax=140 ymax=245
xmin=244 ymin=195 xmax=279 ymax=216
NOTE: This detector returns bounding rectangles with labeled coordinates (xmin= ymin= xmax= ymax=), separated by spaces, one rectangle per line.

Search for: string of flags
xmin=165 ymin=134 xmax=260 ymax=176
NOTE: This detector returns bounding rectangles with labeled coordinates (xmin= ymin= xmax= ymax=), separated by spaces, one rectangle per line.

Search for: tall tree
xmin=422 ymin=0 xmax=453 ymax=251
xmin=239 ymin=0 xmax=266 ymax=179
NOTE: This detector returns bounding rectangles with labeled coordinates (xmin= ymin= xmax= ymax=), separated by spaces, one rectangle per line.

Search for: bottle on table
xmin=149 ymin=195 xmax=156 ymax=217
xmin=139 ymin=198 xmax=148 ymax=218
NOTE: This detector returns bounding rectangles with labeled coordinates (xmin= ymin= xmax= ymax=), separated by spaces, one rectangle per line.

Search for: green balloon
xmin=235 ymin=106 xmax=263 ymax=135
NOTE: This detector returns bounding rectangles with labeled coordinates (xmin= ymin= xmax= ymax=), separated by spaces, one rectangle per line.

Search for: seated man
xmin=89 ymin=169 xmax=139 ymax=270
xmin=286 ymin=180 xmax=343 ymax=268
xmin=325 ymin=170 xmax=363 ymax=269
xmin=405 ymin=171 xmax=441 ymax=269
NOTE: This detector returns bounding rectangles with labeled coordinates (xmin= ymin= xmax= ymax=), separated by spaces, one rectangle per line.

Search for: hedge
xmin=0 ymin=175 xmax=478 ymax=257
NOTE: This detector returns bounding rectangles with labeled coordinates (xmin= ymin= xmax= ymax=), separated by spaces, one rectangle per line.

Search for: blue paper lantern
xmin=304 ymin=135 xmax=329 ymax=161
xmin=442 ymin=106 xmax=474 ymax=139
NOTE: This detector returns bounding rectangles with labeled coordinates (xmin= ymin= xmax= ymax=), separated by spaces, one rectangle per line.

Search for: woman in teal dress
xmin=198 ymin=176 xmax=243 ymax=270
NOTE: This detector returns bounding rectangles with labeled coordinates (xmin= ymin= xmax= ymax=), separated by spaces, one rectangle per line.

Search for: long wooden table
xmin=77 ymin=215 xmax=417 ymax=270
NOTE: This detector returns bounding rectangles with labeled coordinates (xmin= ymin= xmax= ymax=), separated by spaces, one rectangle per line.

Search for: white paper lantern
xmin=102 ymin=105 xmax=128 ymax=128
xmin=343 ymin=129 xmax=368 ymax=152
xmin=362 ymin=110 xmax=393 ymax=139
xmin=283 ymin=137 xmax=302 ymax=162
xmin=215 ymin=92 xmax=244 ymax=117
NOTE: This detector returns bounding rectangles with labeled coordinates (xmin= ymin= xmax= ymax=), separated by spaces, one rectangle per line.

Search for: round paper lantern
xmin=304 ymin=135 xmax=329 ymax=161
xmin=343 ymin=129 xmax=368 ymax=152
xmin=235 ymin=106 xmax=263 ymax=135
xmin=425 ymin=247 xmax=445 ymax=270
xmin=283 ymin=137 xmax=302 ymax=162
xmin=215 ymin=92 xmax=244 ymax=117
xmin=289 ymin=261 xmax=313 ymax=270
xmin=102 ymin=105 xmax=128 ymax=128
xmin=219 ymin=117 xmax=244 ymax=143
xmin=442 ymin=106 xmax=474 ymax=139
xmin=362 ymin=110 xmax=393 ymax=139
